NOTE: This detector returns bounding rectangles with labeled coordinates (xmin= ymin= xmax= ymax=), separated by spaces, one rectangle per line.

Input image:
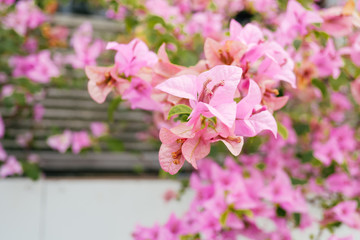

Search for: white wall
xmin=0 ymin=178 xmax=359 ymax=240
xmin=0 ymin=178 xmax=193 ymax=240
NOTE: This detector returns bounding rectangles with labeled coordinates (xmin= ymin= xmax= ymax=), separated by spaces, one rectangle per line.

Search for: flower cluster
xmin=86 ymin=18 xmax=299 ymax=174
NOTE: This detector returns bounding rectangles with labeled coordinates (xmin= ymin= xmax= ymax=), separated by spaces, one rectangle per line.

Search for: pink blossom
xmin=163 ymin=189 xmax=177 ymax=202
xmin=122 ymin=77 xmax=161 ymax=111
xmin=326 ymin=173 xmax=357 ymax=197
xmin=106 ymin=6 xmax=127 ymax=20
xmin=320 ymin=7 xmax=353 ymax=37
xmin=107 ymin=39 xmax=158 ymax=77
xmin=278 ymin=0 xmax=322 ymax=44
xmin=23 ymin=37 xmax=38 ymax=53
xmin=185 ymin=12 xmax=223 ymax=40
xmin=235 ymin=79 xmax=277 ymax=137
xmin=351 ymin=77 xmax=360 ymax=104
xmin=157 ymin=65 xmax=243 ymax=128
xmin=0 ymin=72 xmax=7 ymax=83
xmin=328 ymin=236 xmax=353 ymax=240
xmin=33 ymin=103 xmax=45 ymax=122
xmin=9 ymin=51 xmax=60 ymax=84
xmin=158 ymin=124 xmax=207 ymax=174
xmin=47 ymin=130 xmax=72 ymax=153
xmin=0 ymin=143 xmax=7 ymax=161
xmin=27 ymin=154 xmax=40 ymax=164
xmin=67 ymin=22 xmax=105 ymax=69
xmin=146 ymin=0 xmax=183 ymax=24
xmin=330 ymin=201 xmax=360 ymax=229
xmin=72 ymin=131 xmax=92 ymax=154
xmin=86 ymin=66 xmax=128 ymax=104
xmin=0 ymin=0 xmax=15 ymax=5
xmin=0 ymin=114 xmax=4 ymax=138
xmin=0 ymin=156 xmax=23 ymax=178
xmin=90 ymin=122 xmax=108 ymax=137
xmin=3 ymin=1 xmax=46 ymax=36
xmin=16 ymin=132 xmax=33 ymax=147
xmin=1 ymin=84 xmax=14 ymax=98
xmin=310 ymin=40 xmax=344 ymax=79
xmin=349 ymin=34 xmax=360 ymax=66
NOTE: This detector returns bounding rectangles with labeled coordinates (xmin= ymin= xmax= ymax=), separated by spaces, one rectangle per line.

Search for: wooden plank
xmin=1 ymin=139 xmax=157 ymax=151
xmin=5 ymin=129 xmax=140 ymax=142
xmin=51 ymin=13 xmax=124 ymax=33
xmin=6 ymin=119 xmax=148 ymax=131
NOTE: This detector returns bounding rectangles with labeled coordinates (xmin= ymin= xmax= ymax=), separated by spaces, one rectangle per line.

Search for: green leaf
xmin=293 ymin=39 xmax=302 ymax=50
xmin=21 ymin=161 xmax=41 ymax=181
xmin=321 ymin=162 xmax=336 ymax=178
xmin=104 ymin=137 xmax=124 ymax=152
xmin=293 ymin=121 xmax=310 ymax=136
xmin=107 ymin=97 xmax=122 ymax=122
xmin=293 ymin=213 xmax=301 ymax=227
xmin=234 ymin=209 xmax=253 ymax=218
xmin=296 ymin=151 xmax=315 ymax=163
xmin=276 ymin=206 xmax=287 ymax=217
xmin=243 ymin=136 xmax=262 ymax=154
xmin=277 ymin=121 xmax=288 ymax=140
xmin=291 ymin=177 xmax=307 ymax=185
xmin=168 ymin=104 xmax=192 ymax=120
xmin=220 ymin=210 xmax=229 ymax=226
xmin=255 ymin=162 xmax=266 ymax=170
xmin=330 ymin=72 xmax=348 ymax=91
xmin=311 ymin=78 xmax=328 ymax=99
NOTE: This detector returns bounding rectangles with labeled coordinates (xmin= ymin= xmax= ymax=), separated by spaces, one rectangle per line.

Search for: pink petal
xmin=159 ymin=144 xmax=185 ymax=175
xmin=156 ymin=74 xmax=197 ymax=101
xmin=182 ymin=137 xmax=211 ymax=169
xmin=235 ymin=107 xmax=277 ymax=137
xmin=219 ymin=136 xmax=244 ymax=156
xmin=236 ymin=79 xmax=262 ymax=119
xmin=204 ymin=102 xmax=237 ymax=128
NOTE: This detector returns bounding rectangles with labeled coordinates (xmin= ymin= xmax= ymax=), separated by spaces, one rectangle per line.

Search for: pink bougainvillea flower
xmin=0 ymin=0 xmax=15 ymax=5
xmin=204 ymin=37 xmax=247 ymax=68
xmin=185 ymin=12 xmax=223 ymax=40
xmin=86 ymin=66 xmax=128 ymax=104
xmin=0 ymin=114 xmax=4 ymax=139
xmin=157 ymin=65 xmax=243 ymax=128
xmin=106 ymin=5 xmax=127 ymax=20
xmin=313 ymin=138 xmax=343 ymax=166
xmin=235 ymin=80 xmax=277 ymax=137
xmin=256 ymin=42 xmax=296 ymax=88
xmin=33 ymin=103 xmax=45 ymax=122
xmin=310 ymin=39 xmax=344 ymax=79
xmin=146 ymin=0 xmax=184 ymax=24
xmin=326 ymin=173 xmax=357 ymax=198
xmin=330 ymin=201 xmax=360 ymax=229
xmin=229 ymin=20 xmax=264 ymax=47
xmin=0 ymin=143 xmax=7 ymax=161
xmin=72 ymin=131 xmax=92 ymax=154
xmin=278 ymin=0 xmax=322 ymax=43
xmin=9 ymin=51 xmax=60 ymax=84
xmin=152 ymin=44 xmax=185 ymax=86
xmin=47 ymin=130 xmax=72 ymax=153
xmin=16 ymin=132 xmax=33 ymax=147
xmin=3 ymin=1 xmax=46 ymax=36
xmin=351 ymin=77 xmax=360 ymax=104
xmin=90 ymin=122 xmax=108 ymax=138
xmin=328 ymin=236 xmax=353 ymax=240
xmin=158 ymin=124 xmax=199 ymax=174
xmin=159 ymin=119 xmax=243 ymax=174
xmin=122 ymin=77 xmax=161 ymax=111
xmin=67 ymin=22 xmax=105 ymax=69
xmin=320 ymin=7 xmax=354 ymax=37
xmin=106 ymin=38 xmax=158 ymax=77
xmin=0 ymin=156 xmax=23 ymax=178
